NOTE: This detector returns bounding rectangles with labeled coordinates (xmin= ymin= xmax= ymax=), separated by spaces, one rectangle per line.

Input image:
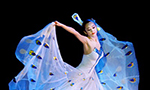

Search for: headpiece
xmin=72 ymin=13 xmax=100 ymax=31
xmin=72 ymin=13 xmax=83 ymax=26
xmin=85 ymin=18 xmax=97 ymax=26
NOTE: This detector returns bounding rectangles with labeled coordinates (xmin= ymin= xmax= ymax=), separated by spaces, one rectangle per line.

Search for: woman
xmin=55 ymin=20 xmax=104 ymax=90
xmin=9 ymin=13 xmax=139 ymax=90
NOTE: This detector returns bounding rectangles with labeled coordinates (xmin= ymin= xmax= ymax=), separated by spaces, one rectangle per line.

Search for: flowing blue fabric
xmin=95 ymin=23 xmax=139 ymax=90
xmin=72 ymin=13 xmax=139 ymax=89
xmin=9 ymin=20 xmax=139 ymax=90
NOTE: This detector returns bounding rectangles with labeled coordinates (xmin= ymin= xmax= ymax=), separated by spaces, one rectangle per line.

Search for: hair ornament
xmin=72 ymin=13 xmax=83 ymax=26
xmin=72 ymin=13 xmax=100 ymax=31
xmin=86 ymin=18 xmax=97 ymax=25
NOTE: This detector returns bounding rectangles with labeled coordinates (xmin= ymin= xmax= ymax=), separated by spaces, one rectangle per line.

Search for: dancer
xmin=9 ymin=13 xmax=139 ymax=90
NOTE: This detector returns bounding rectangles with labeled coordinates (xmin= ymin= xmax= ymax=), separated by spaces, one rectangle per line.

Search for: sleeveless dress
xmin=58 ymin=49 xmax=104 ymax=90
xmin=76 ymin=49 xmax=104 ymax=90
xmin=9 ymin=22 xmax=139 ymax=90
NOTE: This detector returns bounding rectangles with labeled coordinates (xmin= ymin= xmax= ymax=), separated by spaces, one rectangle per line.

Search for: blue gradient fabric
xmin=9 ymin=21 xmax=139 ymax=90
xmin=95 ymin=23 xmax=139 ymax=90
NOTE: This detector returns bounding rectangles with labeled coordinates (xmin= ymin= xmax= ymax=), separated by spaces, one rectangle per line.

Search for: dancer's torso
xmin=76 ymin=49 xmax=99 ymax=75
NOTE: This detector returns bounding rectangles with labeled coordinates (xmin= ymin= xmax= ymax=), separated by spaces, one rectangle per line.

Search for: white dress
xmin=76 ymin=50 xmax=104 ymax=90
xmin=57 ymin=49 xmax=104 ymax=90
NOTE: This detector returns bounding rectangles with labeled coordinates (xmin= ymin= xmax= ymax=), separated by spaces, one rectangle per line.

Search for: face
xmin=85 ymin=22 xmax=97 ymax=37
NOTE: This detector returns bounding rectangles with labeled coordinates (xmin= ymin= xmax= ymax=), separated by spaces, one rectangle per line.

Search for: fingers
xmin=54 ymin=21 xmax=62 ymax=27
xmin=54 ymin=21 xmax=58 ymax=25
xmin=54 ymin=21 xmax=59 ymax=26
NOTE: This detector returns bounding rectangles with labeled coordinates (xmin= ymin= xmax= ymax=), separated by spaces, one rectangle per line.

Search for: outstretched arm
xmin=55 ymin=21 xmax=88 ymax=44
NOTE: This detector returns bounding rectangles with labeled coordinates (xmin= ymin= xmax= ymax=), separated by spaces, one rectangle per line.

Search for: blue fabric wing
xmin=9 ymin=22 xmax=90 ymax=90
xmin=9 ymin=23 xmax=72 ymax=90
xmin=95 ymin=24 xmax=139 ymax=90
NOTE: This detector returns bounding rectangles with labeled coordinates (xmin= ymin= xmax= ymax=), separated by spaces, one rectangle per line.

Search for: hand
xmin=55 ymin=21 xmax=63 ymax=27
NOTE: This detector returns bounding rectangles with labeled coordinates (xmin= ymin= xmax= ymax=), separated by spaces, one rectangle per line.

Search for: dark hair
xmin=82 ymin=18 xmax=97 ymax=31
xmin=82 ymin=20 xmax=91 ymax=31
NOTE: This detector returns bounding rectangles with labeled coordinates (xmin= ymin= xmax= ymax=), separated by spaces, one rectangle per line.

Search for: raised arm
xmin=55 ymin=21 xmax=88 ymax=44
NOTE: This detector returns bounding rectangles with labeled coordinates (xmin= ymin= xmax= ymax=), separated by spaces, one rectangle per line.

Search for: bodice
xmin=76 ymin=49 xmax=101 ymax=75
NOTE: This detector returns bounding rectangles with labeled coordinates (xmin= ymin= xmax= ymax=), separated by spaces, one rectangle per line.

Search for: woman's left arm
xmin=55 ymin=21 xmax=88 ymax=44
xmin=55 ymin=21 xmax=78 ymax=35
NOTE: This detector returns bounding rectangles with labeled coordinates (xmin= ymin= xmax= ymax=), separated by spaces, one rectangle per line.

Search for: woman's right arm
xmin=55 ymin=21 xmax=88 ymax=44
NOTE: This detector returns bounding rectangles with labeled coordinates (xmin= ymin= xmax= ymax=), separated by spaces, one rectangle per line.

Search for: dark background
xmin=3 ymin=2 xmax=146 ymax=90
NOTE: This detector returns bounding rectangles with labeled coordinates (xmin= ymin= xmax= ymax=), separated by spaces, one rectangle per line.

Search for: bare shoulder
xmin=83 ymin=36 xmax=91 ymax=43
xmin=74 ymin=32 xmax=89 ymax=44
xmin=81 ymin=35 xmax=89 ymax=40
